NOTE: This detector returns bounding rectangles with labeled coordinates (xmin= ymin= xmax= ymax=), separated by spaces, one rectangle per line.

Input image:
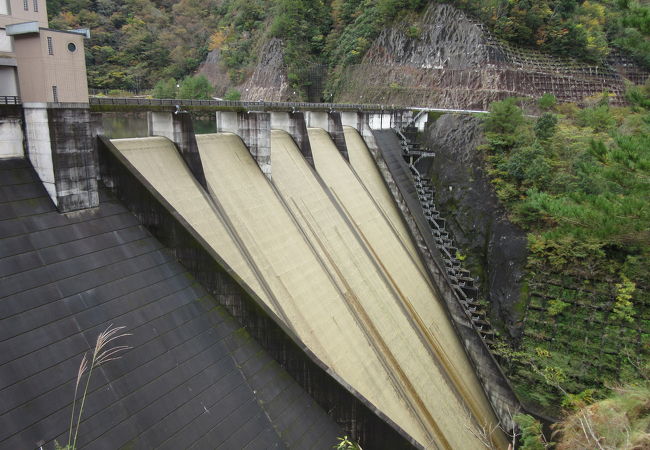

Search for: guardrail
xmin=89 ymin=97 xmax=395 ymax=111
xmin=90 ymin=97 xmax=490 ymax=114
xmin=0 ymin=96 xmax=21 ymax=105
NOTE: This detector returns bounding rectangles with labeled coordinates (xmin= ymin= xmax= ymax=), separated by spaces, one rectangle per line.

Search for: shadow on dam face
xmin=105 ymin=126 xmax=509 ymax=449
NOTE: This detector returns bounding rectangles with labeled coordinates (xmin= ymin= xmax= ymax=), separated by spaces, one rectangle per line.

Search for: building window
xmin=52 ymin=86 xmax=58 ymax=102
xmin=67 ymin=42 xmax=76 ymax=52
xmin=33 ymin=0 xmax=37 ymax=12
xmin=47 ymin=36 xmax=53 ymax=55
xmin=23 ymin=0 xmax=28 ymax=10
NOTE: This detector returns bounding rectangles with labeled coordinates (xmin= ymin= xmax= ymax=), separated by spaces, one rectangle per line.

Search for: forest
xmin=47 ymin=0 xmax=650 ymax=95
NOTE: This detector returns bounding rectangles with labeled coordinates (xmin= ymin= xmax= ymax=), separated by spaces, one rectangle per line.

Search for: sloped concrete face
xmin=368 ymin=128 xmax=522 ymax=432
xmin=109 ymin=131 xmax=510 ymax=449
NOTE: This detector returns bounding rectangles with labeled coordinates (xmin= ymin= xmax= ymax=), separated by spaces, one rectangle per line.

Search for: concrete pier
xmin=327 ymin=112 xmax=348 ymax=161
xmin=0 ymin=105 xmax=24 ymax=159
xmin=270 ymin=111 xmax=313 ymax=166
xmin=305 ymin=111 xmax=349 ymax=160
xmin=148 ymin=111 xmax=207 ymax=190
xmin=21 ymin=103 xmax=98 ymax=212
xmin=216 ymin=111 xmax=271 ymax=178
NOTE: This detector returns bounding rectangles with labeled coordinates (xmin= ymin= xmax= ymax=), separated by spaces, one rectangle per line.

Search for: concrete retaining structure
xmin=21 ymin=102 xmax=98 ymax=212
xmin=46 ymin=104 xmax=98 ymax=211
xmin=0 ymin=105 xmax=23 ymax=159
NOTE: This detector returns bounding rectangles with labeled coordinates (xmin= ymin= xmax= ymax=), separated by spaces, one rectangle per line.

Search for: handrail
xmin=89 ymin=97 xmax=490 ymax=114
xmin=89 ymin=97 xmax=390 ymax=111
xmin=0 ymin=96 xmax=21 ymax=105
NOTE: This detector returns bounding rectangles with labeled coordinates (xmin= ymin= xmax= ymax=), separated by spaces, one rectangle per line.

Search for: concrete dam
xmin=0 ymin=102 xmax=521 ymax=449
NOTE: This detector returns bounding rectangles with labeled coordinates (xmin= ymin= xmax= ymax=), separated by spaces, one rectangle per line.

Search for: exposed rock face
xmin=420 ymin=114 xmax=528 ymax=338
xmin=198 ymin=38 xmax=291 ymax=101
xmin=197 ymin=48 xmax=231 ymax=96
xmin=365 ymin=4 xmax=495 ymax=69
xmin=239 ymin=38 xmax=291 ymax=101
xmin=337 ymin=3 xmax=648 ymax=108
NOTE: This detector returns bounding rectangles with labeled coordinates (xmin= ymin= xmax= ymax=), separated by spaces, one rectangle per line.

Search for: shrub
xmin=223 ymin=88 xmax=241 ymax=101
xmin=177 ymin=75 xmax=214 ymax=100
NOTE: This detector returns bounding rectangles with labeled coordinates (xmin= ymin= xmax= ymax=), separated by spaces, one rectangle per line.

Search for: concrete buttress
xmin=22 ymin=102 xmax=99 ymax=212
xmin=216 ymin=111 xmax=271 ymax=179
xmin=270 ymin=111 xmax=313 ymax=166
xmin=147 ymin=110 xmax=208 ymax=190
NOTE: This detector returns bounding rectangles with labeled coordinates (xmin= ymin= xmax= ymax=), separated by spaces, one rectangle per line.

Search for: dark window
xmin=33 ymin=0 xmax=37 ymax=12
xmin=47 ymin=36 xmax=53 ymax=55
xmin=23 ymin=0 xmax=28 ymax=10
xmin=67 ymin=42 xmax=76 ymax=52
xmin=52 ymin=86 xmax=58 ymax=102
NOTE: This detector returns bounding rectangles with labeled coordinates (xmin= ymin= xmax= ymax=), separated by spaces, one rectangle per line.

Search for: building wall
xmin=0 ymin=0 xmax=48 ymax=27
xmin=0 ymin=65 xmax=18 ymax=95
xmin=0 ymin=29 xmax=13 ymax=52
xmin=0 ymin=104 xmax=24 ymax=158
xmin=13 ymin=30 xmax=88 ymax=103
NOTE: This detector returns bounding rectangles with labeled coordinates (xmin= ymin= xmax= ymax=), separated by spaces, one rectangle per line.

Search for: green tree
xmin=177 ymin=75 xmax=214 ymax=99
xmin=484 ymin=98 xmax=525 ymax=136
xmin=514 ymin=414 xmax=548 ymax=450
xmin=152 ymin=78 xmax=177 ymax=99
xmin=535 ymin=113 xmax=558 ymax=141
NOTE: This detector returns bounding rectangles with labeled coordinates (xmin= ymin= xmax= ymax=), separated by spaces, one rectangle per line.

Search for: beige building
xmin=0 ymin=0 xmax=88 ymax=103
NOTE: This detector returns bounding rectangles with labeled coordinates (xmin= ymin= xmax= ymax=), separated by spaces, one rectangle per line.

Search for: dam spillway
xmin=108 ymin=125 xmax=507 ymax=449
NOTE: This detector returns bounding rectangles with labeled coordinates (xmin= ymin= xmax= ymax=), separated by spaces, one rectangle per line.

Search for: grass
xmin=55 ymin=324 xmax=131 ymax=450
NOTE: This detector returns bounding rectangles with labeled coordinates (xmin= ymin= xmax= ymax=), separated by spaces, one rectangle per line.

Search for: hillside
xmin=422 ymin=86 xmax=650 ymax=418
xmin=49 ymin=0 xmax=650 ymax=101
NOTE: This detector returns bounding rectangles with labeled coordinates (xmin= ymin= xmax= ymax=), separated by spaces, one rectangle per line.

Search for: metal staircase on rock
xmin=396 ymin=124 xmax=495 ymax=344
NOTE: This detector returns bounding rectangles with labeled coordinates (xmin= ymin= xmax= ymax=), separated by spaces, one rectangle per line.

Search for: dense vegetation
xmin=48 ymin=0 xmax=650 ymax=95
xmin=482 ymin=85 xmax=649 ymax=416
xmin=450 ymin=0 xmax=650 ymax=66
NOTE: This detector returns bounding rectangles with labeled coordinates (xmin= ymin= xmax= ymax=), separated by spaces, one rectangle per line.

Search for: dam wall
xmin=99 ymin=135 xmax=416 ymax=449
xmin=99 ymin=105 xmax=514 ymax=447
xmin=1 ymin=101 xmax=523 ymax=448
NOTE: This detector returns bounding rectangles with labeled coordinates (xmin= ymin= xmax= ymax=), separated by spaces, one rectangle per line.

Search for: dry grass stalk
xmin=64 ymin=324 xmax=131 ymax=450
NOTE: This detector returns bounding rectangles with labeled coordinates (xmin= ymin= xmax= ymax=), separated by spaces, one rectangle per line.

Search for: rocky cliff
xmin=335 ymin=3 xmax=649 ymax=109
xmin=419 ymin=114 xmax=528 ymax=338
xmin=199 ymin=38 xmax=292 ymax=101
